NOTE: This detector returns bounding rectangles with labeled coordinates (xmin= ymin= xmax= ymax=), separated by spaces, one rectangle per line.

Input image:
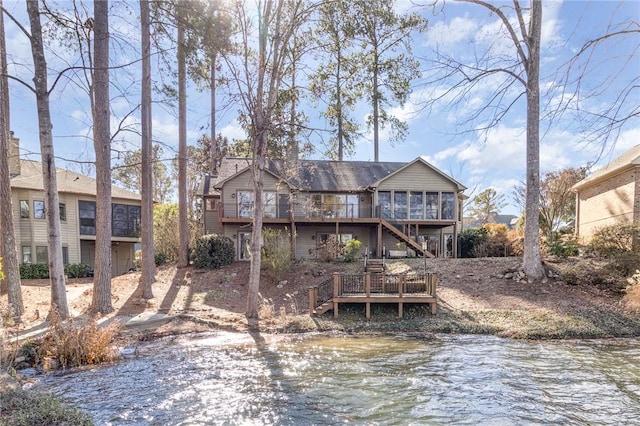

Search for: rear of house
xmin=9 ymin=137 xmax=142 ymax=276
xmin=200 ymin=157 xmax=466 ymax=261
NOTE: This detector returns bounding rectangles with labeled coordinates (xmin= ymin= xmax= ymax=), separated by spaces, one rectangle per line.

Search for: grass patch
xmin=0 ymin=387 xmax=93 ymax=425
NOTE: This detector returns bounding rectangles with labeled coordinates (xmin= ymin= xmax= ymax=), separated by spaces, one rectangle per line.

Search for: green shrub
xmin=343 ymin=239 xmax=362 ymax=262
xmin=64 ymin=263 xmax=90 ymax=279
xmin=154 ymin=252 xmax=168 ymax=266
xmin=545 ymin=233 xmax=579 ymax=258
xmin=19 ymin=263 xmax=49 ymax=279
xmin=0 ymin=388 xmax=93 ymax=426
xmin=460 ymin=228 xmax=488 ymax=258
xmin=261 ymin=228 xmax=292 ymax=280
xmin=191 ymin=234 xmax=234 ymax=269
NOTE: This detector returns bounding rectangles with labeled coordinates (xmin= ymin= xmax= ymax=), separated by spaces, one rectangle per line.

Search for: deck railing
xmin=309 ymin=272 xmax=437 ymax=316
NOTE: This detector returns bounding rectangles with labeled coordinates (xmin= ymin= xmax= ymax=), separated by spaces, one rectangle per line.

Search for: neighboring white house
xmin=9 ymin=134 xmax=142 ymax=276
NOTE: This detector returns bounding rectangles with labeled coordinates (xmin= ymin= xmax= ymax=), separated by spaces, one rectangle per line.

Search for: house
xmin=572 ymin=144 xmax=640 ymax=242
xmin=8 ymin=134 xmax=142 ymax=276
xmin=462 ymin=214 xmax=518 ymax=230
xmin=199 ymin=157 xmax=466 ymax=260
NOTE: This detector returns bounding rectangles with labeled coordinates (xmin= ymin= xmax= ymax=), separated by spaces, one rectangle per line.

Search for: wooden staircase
xmin=365 ymin=258 xmax=386 ymax=273
xmin=380 ymin=219 xmax=434 ymax=258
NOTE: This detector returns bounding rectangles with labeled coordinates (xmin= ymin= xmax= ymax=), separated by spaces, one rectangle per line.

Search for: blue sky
xmin=3 ymin=0 xmax=639 ymax=215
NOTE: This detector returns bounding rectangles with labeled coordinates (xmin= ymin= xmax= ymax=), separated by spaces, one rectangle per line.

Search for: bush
xmin=261 ymin=228 xmax=292 ymax=281
xmin=19 ymin=263 xmax=49 ymax=279
xmin=191 ymin=234 xmax=234 ymax=269
xmin=36 ymin=310 xmax=121 ymax=369
xmin=544 ymin=233 xmax=579 ymax=258
xmin=317 ymin=235 xmax=341 ymax=262
xmin=343 ymin=239 xmax=362 ymax=262
xmin=460 ymin=228 xmax=488 ymax=258
xmin=589 ymin=222 xmax=640 ymax=257
xmin=154 ymin=252 xmax=169 ymax=266
xmin=0 ymin=388 xmax=93 ymax=426
xmin=64 ymin=263 xmax=91 ymax=279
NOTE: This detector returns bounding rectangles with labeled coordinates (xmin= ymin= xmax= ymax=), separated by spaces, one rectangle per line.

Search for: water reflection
xmin=34 ymin=333 xmax=640 ymax=425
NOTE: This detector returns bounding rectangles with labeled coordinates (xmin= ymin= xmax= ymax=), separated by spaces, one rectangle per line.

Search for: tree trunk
xmin=90 ymin=0 xmax=114 ymax=314
xmin=177 ymin=13 xmax=189 ymax=268
xmin=26 ymin=0 xmax=69 ymax=319
xmin=522 ymin=0 xmax=546 ymax=281
xmin=0 ymin=0 xmax=24 ymax=317
xmin=372 ymin=50 xmax=379 ymax=162
xmin=246 ymin=126 xmax=266 ymax=319
xmin=210 ymin=51 xmax=217 ymax=175
xmin=140 ymin=0 xmax=155 ymax=298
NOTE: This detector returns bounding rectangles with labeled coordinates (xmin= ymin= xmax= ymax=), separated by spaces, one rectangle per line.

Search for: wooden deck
xmin=308 ymin=272 xmax=437 ymax=319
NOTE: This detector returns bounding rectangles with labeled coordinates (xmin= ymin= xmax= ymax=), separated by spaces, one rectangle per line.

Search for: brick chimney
xmin=9 ymin=131 xmax=20 ymax=176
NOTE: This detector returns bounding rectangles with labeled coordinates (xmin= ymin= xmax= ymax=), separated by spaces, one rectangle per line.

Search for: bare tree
xmin=25 ymin=0 xmax=69 ymax=317
xmin=513 ymin=167 xmax=587 ymax=238
xmin=550 ymin=14 xmax=639 ymax=152
xmin=223 ymin=0 xmax=314 ymax=319
xmin=140 ymin=0 xmax=154 ymax=298
xmin=0 ymin=0 xmax=23 ymax=318
xmin=423 ymin=0 xmax=545 ymax=280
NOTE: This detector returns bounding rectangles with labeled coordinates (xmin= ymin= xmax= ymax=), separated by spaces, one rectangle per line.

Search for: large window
xmin=79 ymin=200 xmax=96 ymax=235
xmin=378 ymin=192 xmax=391 ymax=219
xmin=33 ymin=200 xmax=45 ymax=219
xmin=237 ymin=191 xmax=254 ymax=218
xmin=347 ymin=194 xmax=359 ymax=218
xmin=20 ymin=200 xmax=29 ymax=218
xmin=80 ymin=200 xmax=141 ymax=237
xmin=441 ymin=192 xmax=455 ymax=220
xmin=410 ymin=192 xmax=423 ymax=219
xmin=263 ymin=191 xmax=276 ymax=218
xmin=425 ymin=192 xmax=438 ymax=219
xmin=394 ymin=192 xmax=407 ymax=220
xmin=112 ymin=203 xmax=141 ymax=237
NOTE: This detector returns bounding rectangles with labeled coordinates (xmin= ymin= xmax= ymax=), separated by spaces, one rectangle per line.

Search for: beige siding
xmin=221 ymin=170 xmax=290 ymax=218
xmin=294 ymin=225 xmax=371 ymax=260
xmin=577 ymin=168 xmax=637 ymax=241
xmin=377 ymin=162 xmax=457 ymax=192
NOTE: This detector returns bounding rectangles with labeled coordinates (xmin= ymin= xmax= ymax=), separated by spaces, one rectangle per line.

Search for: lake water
xmin=33 ymin=333 xmax=640 ymax=425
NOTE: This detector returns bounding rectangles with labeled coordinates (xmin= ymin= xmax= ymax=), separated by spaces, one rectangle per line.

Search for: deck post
xmin=366 ymin=302 xmax=370 ymax=319
xmin=333 ymin=273 xmax=340 ymax=318
xmin=398 ymin=302 xmax=403 ymax=318
xmin=308 ymin=287 xmax=316 ymax=315
xmin=365 ymin=273 xmax=371 ymax=297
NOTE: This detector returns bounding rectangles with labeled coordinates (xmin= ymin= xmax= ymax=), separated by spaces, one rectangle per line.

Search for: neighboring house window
xmin=441 ymin=192 xmax=455 ymax=220
xmin=36 ymin=246 xmax=48 ymax=264
xmin=394 ymin=192 xmax=408 ymax=220
xmin=112 ymin=203 xmax=141 ymax=237
xmin=33 ymin=200 xmax=45 ymax=219
xmin=263 ymin=191 xmax=276 ymax=218
xmin=378 ymin=192 xmax=391 ymax=219
xmin=62 ymin=246 xmax=69 ymax=265
xmin=410 ymin=192 xmax=423 ymax=219
xmin=425 ymin=192 xmax=438 ymax=219
xmin=59 ymin=203 xmax=66 ymax=221
xmin=20 ymin=200 xmax=29 ymax=218
xmin=79 ymin=200 xmax=96 ymax=235
xmin=237 ymin=191 xmax=253 ymax=218
xmin=22 ymin=246 xmax=31 ymax=263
